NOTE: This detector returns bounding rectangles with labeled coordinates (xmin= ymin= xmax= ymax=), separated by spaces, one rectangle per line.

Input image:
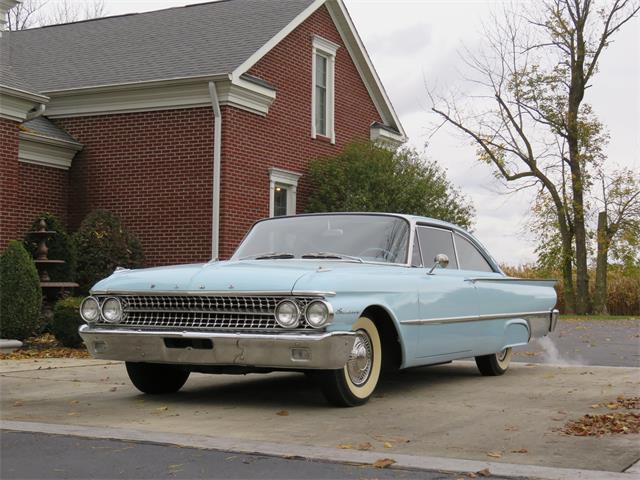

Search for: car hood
xmin=91 ymin=260 xmax=330 ymax=294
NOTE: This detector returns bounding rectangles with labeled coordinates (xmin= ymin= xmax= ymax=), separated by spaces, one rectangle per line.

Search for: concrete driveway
xmin=1 ymin=358 xmax=638 ymax=477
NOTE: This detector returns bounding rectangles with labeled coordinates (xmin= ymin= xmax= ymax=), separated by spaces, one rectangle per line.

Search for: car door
xmin=411 ymin=225 xmax=479 ymax=360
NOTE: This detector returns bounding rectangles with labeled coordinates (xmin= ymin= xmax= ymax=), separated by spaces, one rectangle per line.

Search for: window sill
xmin=313 ymin=134 xmax=334 ymax=144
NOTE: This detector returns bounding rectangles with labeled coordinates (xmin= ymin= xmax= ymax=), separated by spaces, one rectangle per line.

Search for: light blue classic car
xmin=79 ymin=213 xmax=558 ymax=406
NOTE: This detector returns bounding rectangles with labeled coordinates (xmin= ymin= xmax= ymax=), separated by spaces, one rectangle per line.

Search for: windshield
xmin=233 ymin=214 xmax=410 ymax=264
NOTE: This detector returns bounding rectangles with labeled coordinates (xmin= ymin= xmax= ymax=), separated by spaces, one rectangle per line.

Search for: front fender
xmin=326 ymin=293 xmax=415 ymax=369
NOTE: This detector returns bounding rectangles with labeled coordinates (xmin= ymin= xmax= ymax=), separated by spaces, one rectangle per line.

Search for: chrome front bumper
xmin=79 ymin=325 xmax=356 ymax=370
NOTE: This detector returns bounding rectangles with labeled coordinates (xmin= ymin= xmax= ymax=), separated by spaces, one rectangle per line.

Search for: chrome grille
xmin=97 ymin=295 xmax=318 ymax=330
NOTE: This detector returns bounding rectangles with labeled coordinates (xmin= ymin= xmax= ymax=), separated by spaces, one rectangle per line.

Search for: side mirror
xmin=428 ymin=254 xmax=449 ymax=275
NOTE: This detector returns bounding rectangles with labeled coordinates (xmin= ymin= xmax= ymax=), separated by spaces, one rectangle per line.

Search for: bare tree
xmin=430 ymin=0 xmax=639 ymax=313
xmin=6 ymin=0 xmax=106 ymax=30
xmin=593 ymin=169 xmax=640 ymax=314
xmin=6 ymin=0 xmax=47 ymax=30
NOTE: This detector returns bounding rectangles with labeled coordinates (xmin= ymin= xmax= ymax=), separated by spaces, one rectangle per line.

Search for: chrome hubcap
xmin=346 ymin=330 xmax=373 ymax=386
xmin=497 ymin=349 xmax=508 ymax=362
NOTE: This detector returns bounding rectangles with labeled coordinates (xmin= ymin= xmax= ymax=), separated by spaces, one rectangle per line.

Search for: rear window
xmin=454 ymin=233 xmax=493 ymax=272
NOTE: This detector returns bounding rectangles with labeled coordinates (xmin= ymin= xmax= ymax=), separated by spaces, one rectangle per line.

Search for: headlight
xmin=274 ymin=300 xmax=300 ymax=328
xmin=305 ymin=300 xmax=333 ymax=328
xmin=79 ymin=296 xmax=100 ymax=323
xmin=101 ymin=297 xmax=123 ymax=323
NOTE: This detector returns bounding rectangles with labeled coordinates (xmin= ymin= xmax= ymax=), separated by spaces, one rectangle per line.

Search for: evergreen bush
xmin=0 ymin=241 xmax=42 ymax=340
xmin=73 ymin=210 xmax=144 ymax=293
xmin=52 ymin=296 xmax=84 ymax=347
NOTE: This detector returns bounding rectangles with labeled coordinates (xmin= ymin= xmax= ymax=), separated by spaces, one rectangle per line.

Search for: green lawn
xmin=560 ymin=314 xmax=639 ymax=321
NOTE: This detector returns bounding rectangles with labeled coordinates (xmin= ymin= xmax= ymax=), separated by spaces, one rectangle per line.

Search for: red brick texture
xmin=0 ymin=118 xmax=70 ymax=250
xmin=218 ymin=5 xmax=382 ymax=257
xmin=0 ymin=118 xmax=21 ymax=249
xmin=18 ymin=162 xmax=69 ymax=235
xmin=4 ymin=4 xmax=384 ymax=265
xmin=55 ymin=108 xmax=214 ymax=266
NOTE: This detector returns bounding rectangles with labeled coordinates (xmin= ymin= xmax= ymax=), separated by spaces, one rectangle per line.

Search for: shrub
xmin=24 ymin=212 xmax=77 ymax=282
xmin=500 ymin=264 xmax=639 ymax=315
xmin=306 ymin=141 xmax=475 ymax=229
xmin=52 ymin=296 xmax=84 ymax=347
xmin=73 ymin=210 xmax=144 ymax=293
xmin=0 ymin=241 xmax=42 ymax=340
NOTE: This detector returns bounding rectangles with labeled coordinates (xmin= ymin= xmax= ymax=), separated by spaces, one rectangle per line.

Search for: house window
xmin=273 ymin=186 xmax=288 ymax=217
xmin=269 ymin=167 xmax=302 ymax=217
xmin=311 ymin=35 xmax=339 ymax=143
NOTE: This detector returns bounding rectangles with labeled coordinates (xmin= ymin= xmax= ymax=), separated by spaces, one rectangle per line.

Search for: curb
xmin=2 ymin=420 xmax=637 ymax=480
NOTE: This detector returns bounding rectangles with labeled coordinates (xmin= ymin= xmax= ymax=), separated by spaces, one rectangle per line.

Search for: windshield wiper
xmin=301 ymin=252 xmax=364 ymax=263
xmin=240 ymin=252 xmax=295 ymax=260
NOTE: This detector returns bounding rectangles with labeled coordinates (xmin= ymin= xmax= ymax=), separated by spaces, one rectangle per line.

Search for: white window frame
xmin=311 ymin=35 xmax=339 ymax=144
xmin=269 ymin=167 xmax=302 ymax=217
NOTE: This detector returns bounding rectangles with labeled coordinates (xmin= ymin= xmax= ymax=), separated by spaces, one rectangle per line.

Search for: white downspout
xmin=208 ymin=81 xmax=222 ymax=260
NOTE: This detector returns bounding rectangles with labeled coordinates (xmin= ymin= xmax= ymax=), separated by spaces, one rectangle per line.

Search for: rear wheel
xmin=125 ymin=362 xmax=190 ymax=394
xmin=475 ymin=348 xmax=512 ymax=376
xmin=314 ymin=317 xmax=382 ymax=407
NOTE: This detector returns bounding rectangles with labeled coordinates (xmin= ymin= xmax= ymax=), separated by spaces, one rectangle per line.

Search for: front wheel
xmin=314 ymin=317 xmax=382 ymax=407
xmin=475 ymin=348 xmax=512 ymax=376
xmin=125 ymin=362 xmax=190 ymax=394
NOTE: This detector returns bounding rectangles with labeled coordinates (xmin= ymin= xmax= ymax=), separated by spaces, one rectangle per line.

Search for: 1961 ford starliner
xmin=79 ymin=213 xmax=558 ymax=406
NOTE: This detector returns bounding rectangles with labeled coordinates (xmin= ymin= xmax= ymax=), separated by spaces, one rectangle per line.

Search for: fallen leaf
xmin=276 ymin=410 xmax=289 ymax=416
xmin=590 ymin=404 xmax=601 ymax=409
xmin=476 ymin=468 xmax=492 ymax=477
xmin=511 ymin=448 xmax=528 ymax=454
xmin=504 ymin=425 xmax=519 ymax=432
xmin=373 ymin=458 xmax=396 ymax=469
xmin=357 ymin=442 xmax=372 ymax=451
xmin=337 ymin=443 xmax=353 ymax=449
xmin=561 ymin=412 xmax=640 ymax=436
xmin=13 ymin=401 xmax=23 ymax=407
xmin=383 ymin=442 xmax=393 ymax=448
xmin=67 ymin=412 xmax=78 ymax=416
xmin=109 ymin=387 xmax=117 ymax=392
xmin=486 ymin=451 xmax=502 ymax=458
xmin=69 ymin=400 xmax=79 ymax=405
xmin=156 ymin=406 xmax=168 ymax=412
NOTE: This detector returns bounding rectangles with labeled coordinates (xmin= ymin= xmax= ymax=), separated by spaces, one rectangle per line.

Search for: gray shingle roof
xmin=0 ymin=63 xmax=42 ymax=94
xmin=21 ymin=116 xmax=80 ymax=144
xmin=1 ymin=0 xmax=315 ymax=93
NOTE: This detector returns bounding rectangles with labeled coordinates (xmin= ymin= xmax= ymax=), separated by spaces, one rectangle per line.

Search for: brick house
xmin=0 ymin=0 xmax=405 ymax=265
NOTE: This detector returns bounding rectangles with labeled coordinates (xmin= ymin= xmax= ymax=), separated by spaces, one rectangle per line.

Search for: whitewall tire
xmin=314 ymin=317 xmax=382 ymax=407
xmin=475 ymin=347 xmax=513 ymax=376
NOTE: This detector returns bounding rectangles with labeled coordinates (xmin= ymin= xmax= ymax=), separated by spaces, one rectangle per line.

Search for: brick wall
xmin=0 ymin=118 xmax=21 ymax=249
xmin=218 ymin=5 xmax=382 ymax=257
xmin=18 ymin=162 xmax=68 ymax=235
xmin=56 ymin=108 xmax=214 ymax=266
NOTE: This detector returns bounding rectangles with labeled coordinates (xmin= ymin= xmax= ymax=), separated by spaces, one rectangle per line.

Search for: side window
xmin=454 ymin=233 xmax=493 ymax=272
xmin=411 ymin=232 xmax=422 ymax=267
xmin=417 ymin=227 xmax=458 ymax=269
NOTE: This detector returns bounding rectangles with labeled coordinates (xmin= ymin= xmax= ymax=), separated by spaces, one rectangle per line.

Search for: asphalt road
xmin=513 ymin=318 xmax=639 ymax=367
xmin=0 ymin=431 xmax=513 ymax=480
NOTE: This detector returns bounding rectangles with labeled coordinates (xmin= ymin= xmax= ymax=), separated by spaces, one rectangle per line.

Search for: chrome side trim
xmin=400 ymin=310 xmax=553 ymax=325
xmin=465 ymin=277 xmax=557 ymax=284
xmin=90 ymin=290 xmax=336 ymax=297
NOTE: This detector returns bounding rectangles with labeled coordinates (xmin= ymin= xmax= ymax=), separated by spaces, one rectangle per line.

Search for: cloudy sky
xmin=42 ymin=0 xmax=640 ymax=265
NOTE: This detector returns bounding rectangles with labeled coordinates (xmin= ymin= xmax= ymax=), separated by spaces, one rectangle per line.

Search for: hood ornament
xmin=228 ymin=284 xmax=235 ymax=290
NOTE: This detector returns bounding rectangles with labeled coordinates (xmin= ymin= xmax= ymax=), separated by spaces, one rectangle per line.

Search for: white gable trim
xmin=325 ymin=0 xmax=406 ymax=140
xmin=230 ymin=0 xmax=327 ymax=83
xmin=18 ymin=131 xmax=83 ymax=170
xmin=0 ymin=85 xmax=49 ymax=122
xmin=44 ymin=77 xmax=275 ymax=118
xmin=230 ymin=0 xmax=406 ymax=141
